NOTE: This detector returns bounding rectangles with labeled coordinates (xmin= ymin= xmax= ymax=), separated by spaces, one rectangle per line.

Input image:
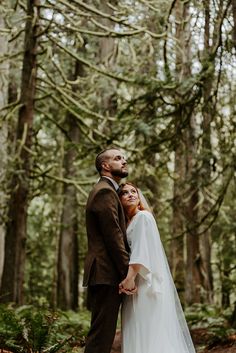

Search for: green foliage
xmin=186 ymin=303 xmax=224 ymax=327
xmin=1 ymin=0 xmax=236 ymax=313
xmin=185 ymin=303 xmax=235 ymax=343
xmin=25 ymin=194 xmax=59 ymax=306
xmin=0 ymin=305 xmax=90 ymax=352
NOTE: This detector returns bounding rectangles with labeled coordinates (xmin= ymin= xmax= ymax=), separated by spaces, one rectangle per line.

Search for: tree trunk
xmin=57 ymin=61 xmax=82 ymax=310
xmin=0 ymin=0 xmax=39 ymax=304
xmin=230 ymin=301 xmax=236 ymax=328
xmin=170 ymin=137 xmax=185 ymax=300
xmin=199 ymin=0 xmax=215 ymax=304
xmin=0 ymin=7 xmax=9 ymax=288
xmin=173 ymin=0 xmax=203 ymax=304
xmin=184 ymin=119 xmax=202 ymax=304
xmin=98 ymin=0 xmax=118 ymax=118
xmin=232 ymin=0 xmax=236 ymax=49
xmin=170 ymin=0 xmax=188 ymax=302
xmin=220 ymin=229 xmax=233 ymax=308
xmin=221 ymin=270 xmax=230 ymax=308
xmin=99 ymin=0 xmax=117 ymax=66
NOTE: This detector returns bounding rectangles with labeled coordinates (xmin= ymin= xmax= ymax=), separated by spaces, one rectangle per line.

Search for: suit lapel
xmin=99 ymin=177 xmax=129 ymax=250
xmin=100 ymin=176 xmax=117 ymax=190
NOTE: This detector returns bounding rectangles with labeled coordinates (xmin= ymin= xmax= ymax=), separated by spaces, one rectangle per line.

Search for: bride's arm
xmin=119 ymin=264 xmax=140 ymax=292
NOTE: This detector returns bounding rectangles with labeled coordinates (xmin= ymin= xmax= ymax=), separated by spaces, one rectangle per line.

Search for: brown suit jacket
xmin=83 ymin=177 xmax=129 ymax=286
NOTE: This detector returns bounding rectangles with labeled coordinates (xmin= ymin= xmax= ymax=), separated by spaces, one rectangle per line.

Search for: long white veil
xmin=138 ymin=188 xmax=152 ymax=212
xmin=137 ymin=188 xmax=196 ymax=353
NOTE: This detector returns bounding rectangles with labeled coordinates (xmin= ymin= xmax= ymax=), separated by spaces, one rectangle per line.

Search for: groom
xmin=83 ymin=147 xmax=131 ymax=353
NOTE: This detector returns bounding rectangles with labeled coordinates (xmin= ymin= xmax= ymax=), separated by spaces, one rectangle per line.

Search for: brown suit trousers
xmin=84 ymin=285 xmax=122 ymax=353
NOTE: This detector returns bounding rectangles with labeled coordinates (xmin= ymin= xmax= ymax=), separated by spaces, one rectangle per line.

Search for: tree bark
xmin=170 ymin=137 xmax=185 ymax=300
xmin=173 ymin=0 xmax=203 ymax=304
xmin=98 ymin=0 xmax=118 ymax=118
xmin=0 ymin=0 xmax=39 ymax=304
xmin=0 ymin=6 xmax=9 ymax=288
xmin=99 ymin=0 xmax=117 ymax=66
xmin=57 ymin=61 xmax=82 ymax=310
xmin=170 ymin=0 xmax=187 ymax=301
xmin=184 ymin=117 xmax=203 ymax=304
xmin=199 ymin=0 xmax=214 ymax=303
xmin=232 ymin=0 xmax=236 ymax=49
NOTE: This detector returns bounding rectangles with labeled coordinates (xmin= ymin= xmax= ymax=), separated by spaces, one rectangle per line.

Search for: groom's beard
xmin=111 ymin=169 xmax=128 ymax=178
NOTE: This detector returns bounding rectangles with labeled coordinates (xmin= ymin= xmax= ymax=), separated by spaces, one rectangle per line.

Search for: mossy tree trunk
xmin=0 ymin=4 xmax=9 ymax=289
xmin=57 ymin=60 xmax=83 ymax=310
xmin=0 ymin=0 xmax=39 ymax=304
xmin=199 ymin=0 xmax=214 ymax=303
xmin=173 ymin=0 xmax=203 ymax=304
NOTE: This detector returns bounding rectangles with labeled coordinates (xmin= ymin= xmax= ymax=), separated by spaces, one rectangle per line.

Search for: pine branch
xmin=42 ymin=14 xmax=144 ymax=37
xmin=47 ymin=35 xmax=135 ymax=84
xmin=55 ymin=0 xmax=166 ymax=39
xmin=9 ymin=27 xmax=25 ymax=42
xmin=45 ymin=174 xmax=89 ymax=197
xmin=139 ymin=0 xmax=162 ymax=12
xmin=37 ymin=75 xmax=110 ymax=140
xmin=171 ymin=166 xmax=235 ymax=240
xmin=35 ymin=107 xmax=72 ymax=140
xmin=0 ymin=50 xmax=24 ymax=64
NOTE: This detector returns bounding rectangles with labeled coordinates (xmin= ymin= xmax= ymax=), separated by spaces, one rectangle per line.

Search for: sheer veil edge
xmin=137 ymin=188 xmax=196 ymax=353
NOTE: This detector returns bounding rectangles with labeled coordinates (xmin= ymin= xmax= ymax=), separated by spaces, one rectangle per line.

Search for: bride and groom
xmin=83 ymin=147 xmax=196 ymax=353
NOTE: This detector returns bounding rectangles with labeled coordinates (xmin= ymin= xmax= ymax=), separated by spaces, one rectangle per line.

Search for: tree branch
xmin=47 ymin=34 xmax=136 ymax=83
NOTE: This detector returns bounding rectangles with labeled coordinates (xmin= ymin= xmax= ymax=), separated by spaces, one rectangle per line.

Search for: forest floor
xmin=190 ymin=328 xmax=236 ymax=353
xmin=0 ymin=328 xmax=235 ymax=353
xmin=109 ymin=328 xmax=236 ymax=353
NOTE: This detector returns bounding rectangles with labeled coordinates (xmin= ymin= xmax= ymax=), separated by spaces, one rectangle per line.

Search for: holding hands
xmin=119 ymin=277 xmax=137 ymax=295
xmin=119 ymin=263 xmax=140 ymax=295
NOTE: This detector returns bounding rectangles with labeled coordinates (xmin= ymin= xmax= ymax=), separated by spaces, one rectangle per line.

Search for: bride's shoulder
xmin=129 ymin=211 xmax=158 ymax=233
xmin=136 ymin=210 xmax=155 ymax=222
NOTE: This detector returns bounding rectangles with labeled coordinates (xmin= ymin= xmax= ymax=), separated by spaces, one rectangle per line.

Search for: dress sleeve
xmin=129 ymin=211 xmax=163 ymax=294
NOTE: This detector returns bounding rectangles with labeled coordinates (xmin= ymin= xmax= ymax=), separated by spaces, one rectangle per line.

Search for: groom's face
xmin=104 ymin=149 xmax=128 ymax=178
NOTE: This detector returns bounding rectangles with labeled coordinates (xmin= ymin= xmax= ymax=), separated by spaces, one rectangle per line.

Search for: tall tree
xmin=0 ymin=0 xmax=39 ymax=304
xmin=57 ymin=60 xmax=82 ymax=310
xmin=172 ymin=0 xmax=203 ymax=304
xmin=199 ymin=0 xmax=214 ymax=303
xmin=0 ymin=2 xmax=9 ymax=288
xmin=184 ymin=114 xmax=203 ymax=304
xmin=170 ymin=0 xmax=187 ymax=298
xmin=170 ymin=128 xmax=185 ymax=299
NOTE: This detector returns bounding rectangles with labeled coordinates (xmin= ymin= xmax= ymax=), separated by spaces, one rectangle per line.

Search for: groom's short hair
xmin=95 ymin=147 xmax=120 ymax=174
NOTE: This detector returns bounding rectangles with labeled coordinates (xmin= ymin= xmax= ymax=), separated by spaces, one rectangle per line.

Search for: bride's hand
xmin=119 ymin=278 xmax=137 ymax=295
xmin=119 ymin=264 xmax=139 ymax=295
xmin=119 ymin=286 xmax=137 ymax=295
xmin=119 ymin=285 xmax=137 ymax=295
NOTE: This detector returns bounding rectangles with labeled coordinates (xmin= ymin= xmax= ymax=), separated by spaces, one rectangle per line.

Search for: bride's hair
xmin=118 ymin=182 xmax=150 ymax=212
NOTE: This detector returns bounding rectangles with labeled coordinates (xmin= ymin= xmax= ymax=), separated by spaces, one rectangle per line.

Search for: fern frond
xmin=43 ymin=335 xmax=73 ymax=353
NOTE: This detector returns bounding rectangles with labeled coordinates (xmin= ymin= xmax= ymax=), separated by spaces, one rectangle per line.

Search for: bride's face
xmin=120 ymin=184 xmax=140 ymax=211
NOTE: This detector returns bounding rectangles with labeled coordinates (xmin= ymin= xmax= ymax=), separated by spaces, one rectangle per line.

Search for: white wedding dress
xmin=121 ymin=211 xmax=196 ymax=353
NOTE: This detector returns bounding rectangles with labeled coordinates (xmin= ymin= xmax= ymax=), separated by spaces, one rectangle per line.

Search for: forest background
xmin=0 ymin=0 xmax=236 ymax=352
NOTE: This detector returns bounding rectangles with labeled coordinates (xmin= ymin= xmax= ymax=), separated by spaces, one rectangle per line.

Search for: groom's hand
xmin=119 ymin=286 xmax=137 ymax=295
xmin=119 ymin=278 xmax=137 ymax=295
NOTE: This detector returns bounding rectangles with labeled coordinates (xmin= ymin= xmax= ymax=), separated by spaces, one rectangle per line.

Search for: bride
xmin=118 ymin=182 xmax=196 ymax=353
